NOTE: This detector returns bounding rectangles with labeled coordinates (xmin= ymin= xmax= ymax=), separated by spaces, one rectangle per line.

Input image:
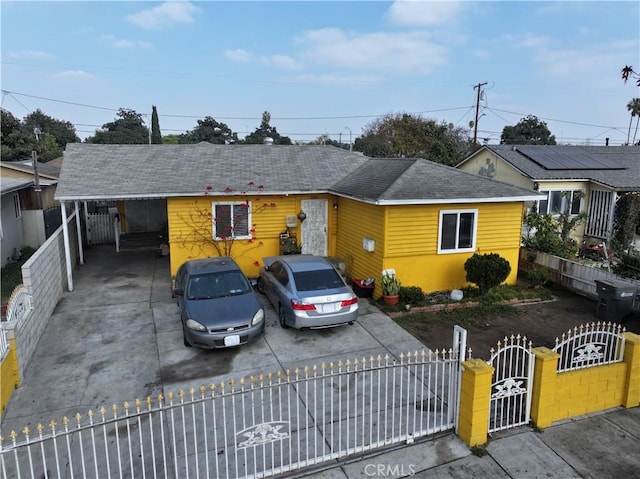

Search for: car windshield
xmin=293 ymin=269 xmax=345 ymax=292
xmin=187 ymin=271 xmax=251 ymax=299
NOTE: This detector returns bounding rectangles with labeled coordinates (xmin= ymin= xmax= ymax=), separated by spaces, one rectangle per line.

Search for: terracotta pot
xmin=383 ymin=294 xmax=400 ymax=306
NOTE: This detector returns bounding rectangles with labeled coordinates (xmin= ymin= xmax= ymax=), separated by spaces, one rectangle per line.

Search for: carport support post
xmin=60 ymin=201 xmax=74 ymax=292
xmin=74 ymin=201 xmax=84 ymax=265
xmin=458 ymin=359 xmax=493 ymax=446
xmin=530 ymin=347 xmax=560 ymax=429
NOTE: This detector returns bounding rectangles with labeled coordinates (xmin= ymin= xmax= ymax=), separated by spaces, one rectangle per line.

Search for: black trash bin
xmin=594 ymin=279 xmax=637 ymax=322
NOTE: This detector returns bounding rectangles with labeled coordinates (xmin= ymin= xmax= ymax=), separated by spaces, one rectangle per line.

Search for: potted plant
xmin=381 ymin=273 xmax=401 ymax=305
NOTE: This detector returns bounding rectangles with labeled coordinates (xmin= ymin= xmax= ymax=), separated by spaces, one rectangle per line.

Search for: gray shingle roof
xmin=56 ymin=144 xmax=540 ymax=204
xmin=481 ymin=145 xmax=640 ymax=191
xmin=331 ymin=158 xmax=541 ymax=203
xmin=56 ymin=143 xmax=369 ymax=200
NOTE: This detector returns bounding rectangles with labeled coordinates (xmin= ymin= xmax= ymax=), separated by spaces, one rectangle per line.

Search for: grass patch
xmin=1 ymin=247 xmax=35 ymax=303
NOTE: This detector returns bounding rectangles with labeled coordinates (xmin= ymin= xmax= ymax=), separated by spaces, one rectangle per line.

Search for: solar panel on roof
xmin=516 ymin=146 xmax=624 ymax=170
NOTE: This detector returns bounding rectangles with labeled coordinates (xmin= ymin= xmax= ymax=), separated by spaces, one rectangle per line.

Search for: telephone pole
xmin=473 ymin=82 xmax=487 ymax=147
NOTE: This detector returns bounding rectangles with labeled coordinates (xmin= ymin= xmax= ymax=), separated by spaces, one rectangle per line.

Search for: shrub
xmin=399 ymin=286 xmax=423 ymax=304
xmin=464 ymin=253 xmax=511 ymax=295
xmin=527 ymin=266 xmax=550 ymax=287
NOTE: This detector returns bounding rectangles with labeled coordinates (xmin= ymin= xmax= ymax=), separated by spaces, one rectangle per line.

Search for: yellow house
xmin=457 ymin=145 xmax=640 ymax=246
xmin=56 ymin=144 xmax=540 ymax=296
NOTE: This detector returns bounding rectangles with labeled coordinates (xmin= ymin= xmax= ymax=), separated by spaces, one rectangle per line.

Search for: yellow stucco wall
xmin=167 ymin=194 xmax=338 ymax=278
xmin=336 ymin=200 xmax=524 ymax=295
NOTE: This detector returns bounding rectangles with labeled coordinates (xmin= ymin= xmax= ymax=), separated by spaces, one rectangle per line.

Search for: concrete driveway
xmin=1 ymin=245 xmax=428 ymax=434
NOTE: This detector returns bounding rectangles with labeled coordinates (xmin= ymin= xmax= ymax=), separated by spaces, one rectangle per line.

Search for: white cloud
xmin=50 ymin=70 xmax=96 ymax=81
xmin=299 ymin=28 xmax=448 ymax=74
xmin=113 ymin=39 xmax=153 ymax=49
xmin=126 ymin=1 xmax=198 ymax=30
xmin=224 ymin=48 xmax=254 ymax=63
xmin=387 ymin=0 xmax=462 ymax=26
xmin=8 ymin=50 xmax=55 ymax=60
xmin=292 ymin=73 xmax=383 ymax=86
xmin=262 ymin=54 xmax=298 ymax=70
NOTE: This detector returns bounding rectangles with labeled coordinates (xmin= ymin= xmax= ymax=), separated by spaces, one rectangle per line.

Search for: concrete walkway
xmin=1 ymin=246 xmax=639 ymax=478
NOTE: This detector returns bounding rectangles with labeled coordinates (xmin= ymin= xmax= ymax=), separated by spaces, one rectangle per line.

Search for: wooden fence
xmin=521 ymin=249 xmax=640 ymax=303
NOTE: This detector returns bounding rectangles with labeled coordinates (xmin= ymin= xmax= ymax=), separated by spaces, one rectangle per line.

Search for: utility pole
xmin=473 ymin=82 xmax=487 ymax=147
xmin=32 ymin=128 xmax=42 ymax=210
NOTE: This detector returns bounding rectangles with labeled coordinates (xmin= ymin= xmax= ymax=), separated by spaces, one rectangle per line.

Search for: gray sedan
xmin=256 ymin=255 xmax=359 ymax=329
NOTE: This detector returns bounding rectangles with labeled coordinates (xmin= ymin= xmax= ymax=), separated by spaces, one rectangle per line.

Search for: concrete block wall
xmin=14 ymin=213 xmax=78 ymax=379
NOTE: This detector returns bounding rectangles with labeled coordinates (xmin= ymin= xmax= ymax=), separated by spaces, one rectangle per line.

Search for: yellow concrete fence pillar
xmin=1 ymin=329 xmax=21 ymax=417
xmin=622 ymin=332 xmax=640 ymax=408
xmin=530 ymin=347 xmax=560 ymax=429
xmin=458 ymin=359 xmax=494 ymax=447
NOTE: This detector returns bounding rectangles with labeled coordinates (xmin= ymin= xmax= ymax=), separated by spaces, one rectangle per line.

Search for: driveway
xmin=0 ymin=246 xmax=428 ymax=434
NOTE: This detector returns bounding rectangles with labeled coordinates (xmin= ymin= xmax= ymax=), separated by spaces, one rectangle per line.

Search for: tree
xmin=179 ymin=116 xmax=238 ymax=144
xmin=621 ymin=65 xmax=640 ymax=87
xmin=86 ymin=108 xmax=149 ymax=144
xmin=501 ymin=115 xmax=556 ymax=145
xmin=151 ymin=105 xmax=162 ymax=144
xmin=625 ymin=98 xmax=640 ymax=145
xmin=353 ymin=113 xmax=471 ymax=166
xmin=1 ymin=108 xmax=79 ymax=162
xmin=1 ymin=109 xmax=32 ymax=161
xmin=23 ymin=109 xmax=79 ymax=151
xmin=243 ymin=111 xmax=292 ymax=145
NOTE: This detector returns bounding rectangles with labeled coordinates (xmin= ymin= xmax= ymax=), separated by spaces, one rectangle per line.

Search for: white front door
xmin=300 ymin=199 xmax=328 ymax=256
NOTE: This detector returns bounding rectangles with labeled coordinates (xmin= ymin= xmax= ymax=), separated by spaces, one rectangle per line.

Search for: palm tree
xmin=626 ymin=98 xmax=640 ymax=145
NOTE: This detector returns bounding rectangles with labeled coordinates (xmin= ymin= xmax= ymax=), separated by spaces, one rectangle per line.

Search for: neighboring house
xmin=457 ymin=145 xmax=640 ymax=246
xmin=55 ymin=143 xmax=540 ymax=295
xmin=0 ymin=177 xmax=32 ymax=267
xmin=1 ymin=158 xmax=63 ymax=240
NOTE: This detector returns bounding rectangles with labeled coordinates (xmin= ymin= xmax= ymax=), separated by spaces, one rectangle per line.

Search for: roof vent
xmin=263 ymin=137 xmax=274 ymax=145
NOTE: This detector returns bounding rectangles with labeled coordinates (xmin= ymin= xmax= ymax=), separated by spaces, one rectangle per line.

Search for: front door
xmin=300 ymin=199 xmax=327 ymax=256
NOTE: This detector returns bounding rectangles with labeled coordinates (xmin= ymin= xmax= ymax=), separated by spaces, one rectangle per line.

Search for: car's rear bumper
xmin=291 ymin=309 xmax=359 ymax=329
xmin=184 ymin=322 xmax=265 ymax=349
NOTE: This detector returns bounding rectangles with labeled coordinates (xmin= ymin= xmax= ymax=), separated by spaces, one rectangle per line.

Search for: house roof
xmin=56 ymin=143 xmax=369 ymax=201
xmin=1 ymin=159 xmax=61 ymax=180
xmin=331 ymin=158 xmax=541 ymax=204
xmin=460 ymin=145 xmax=640 ymax=191
xmin=1 ymin=177 xmax=33 ymax=195
xmin=56 ymin=143 xmax=540 ymax=204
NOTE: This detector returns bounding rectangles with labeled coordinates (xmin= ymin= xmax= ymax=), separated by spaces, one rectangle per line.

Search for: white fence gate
xmin=0 ymin=349 xmax=463 ymax=479
xmin=487 ymin=335 xmax=535 ymax=433
xmin=86 ymin=213 xmax=116 ymax=245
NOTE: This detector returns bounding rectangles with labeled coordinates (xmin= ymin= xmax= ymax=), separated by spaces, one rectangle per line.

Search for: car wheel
xmin=278 ymin=305 xmax=289 ymax=329
xmin=183 ymin=330 xmax=192 ymax=347
xmin=256 ymin=277 xmax=266 ymax=295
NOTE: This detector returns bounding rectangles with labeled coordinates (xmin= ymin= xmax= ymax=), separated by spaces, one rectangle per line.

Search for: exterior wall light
xmin=297 ymin=210 xmax=307 ymax=222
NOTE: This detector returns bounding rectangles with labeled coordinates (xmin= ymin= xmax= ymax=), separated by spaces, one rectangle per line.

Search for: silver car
xmin=257 ymin=255 xmax=359 ymax=329
xmin=174 ymin=257 xmax=265 ymax=348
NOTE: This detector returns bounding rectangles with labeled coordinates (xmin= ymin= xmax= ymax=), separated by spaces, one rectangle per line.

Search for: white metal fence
xmin=486 ymin=335 xmax=535 ymax=433
xmin=0 ymin=351 xmax=461 ymax=479
xmin=0 ymin=326 xmax=8 ymax=360
xmin=552 ymin=322 xmax=626 ymax=372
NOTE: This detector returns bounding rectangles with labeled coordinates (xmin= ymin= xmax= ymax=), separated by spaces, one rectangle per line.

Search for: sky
xmin=1 ymin=1 xmax=639 ymax=146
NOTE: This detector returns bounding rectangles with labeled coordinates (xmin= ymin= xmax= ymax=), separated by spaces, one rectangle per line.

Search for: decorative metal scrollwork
xmin=492 ymin=378 xmax=526 ymax=398
xmin=236 ymin=421 xmax=289 ymax=449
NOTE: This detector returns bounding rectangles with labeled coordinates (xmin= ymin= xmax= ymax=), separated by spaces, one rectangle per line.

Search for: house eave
xmin=331 ymin=194 xmax=544 ymax=206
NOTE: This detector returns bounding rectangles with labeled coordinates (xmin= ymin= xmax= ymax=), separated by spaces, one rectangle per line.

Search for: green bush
xmin=527 ymin=266 xmax=550 ymax=287
xmin=399 ymin=286 xmax=423 ymax=304
xmin=464 ymin=253 xmax=511 ymax=295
